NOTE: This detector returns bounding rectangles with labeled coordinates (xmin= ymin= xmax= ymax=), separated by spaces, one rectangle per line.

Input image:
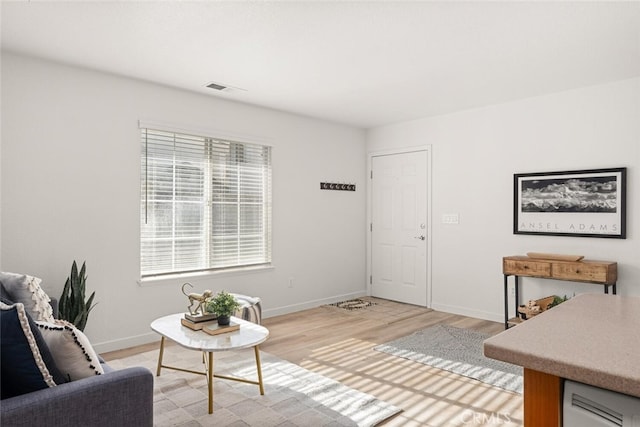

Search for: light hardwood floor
xmin=103 ymin=297 xmax=523 ymax=427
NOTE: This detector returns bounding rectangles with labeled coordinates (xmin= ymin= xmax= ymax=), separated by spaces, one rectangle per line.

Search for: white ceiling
xmin=2 ymin=1 xmax=640 ymax=129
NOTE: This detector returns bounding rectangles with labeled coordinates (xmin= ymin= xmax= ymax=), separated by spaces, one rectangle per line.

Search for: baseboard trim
xmin=430 ymin=302 xmax=503 ymax=324
xmin=93 ymin=291 xmax=368 ymax=353
xmin=93 ymin=332 xmax=160 ymax=354
xmin=262 ymin=291 xmax=367 ymax=318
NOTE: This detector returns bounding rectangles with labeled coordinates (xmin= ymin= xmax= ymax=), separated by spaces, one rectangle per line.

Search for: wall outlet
xmin=288 ymin=277 xmax=294 ymax=288
xmin=510 ymin=287 xmax=515 ymax=296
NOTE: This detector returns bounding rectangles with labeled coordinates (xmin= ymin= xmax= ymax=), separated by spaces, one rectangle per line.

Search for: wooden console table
xmin=502 ymin=255 xmax=617 ymax=329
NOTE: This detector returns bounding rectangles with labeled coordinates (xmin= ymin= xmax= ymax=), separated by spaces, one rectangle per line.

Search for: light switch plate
xmin=442 ymin=213 xmax=460 ymax=224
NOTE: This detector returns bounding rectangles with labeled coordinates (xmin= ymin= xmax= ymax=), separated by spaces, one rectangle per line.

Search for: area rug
xmin=373 ymin=324 xmax=523 ymax=394
xmin=108 ymin=345 xmax=401 ymax=426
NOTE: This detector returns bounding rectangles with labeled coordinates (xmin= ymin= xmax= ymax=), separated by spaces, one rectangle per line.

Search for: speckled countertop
xmin=484 ymin=293 xmax=640 ymax=398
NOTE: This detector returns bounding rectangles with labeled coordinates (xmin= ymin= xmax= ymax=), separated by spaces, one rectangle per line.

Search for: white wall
xmin=367 ymin=77 xmax=640 ymax=322
xmin=3 ymin=52 xmax=637 ymax=351
xmin=1 ymin=52 xmax=367 ymax=352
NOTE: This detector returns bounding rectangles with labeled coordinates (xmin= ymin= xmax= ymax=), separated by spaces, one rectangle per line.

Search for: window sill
xmin=137 ymin=264 xmax=274 ymax=287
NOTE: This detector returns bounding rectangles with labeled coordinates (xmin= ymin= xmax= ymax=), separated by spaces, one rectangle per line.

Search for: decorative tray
xmin=526 ymin=252 xmax=584 ymax=262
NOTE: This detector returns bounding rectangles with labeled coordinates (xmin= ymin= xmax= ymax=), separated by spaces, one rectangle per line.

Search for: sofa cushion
xmin=36 ymin=320 xmax=104 ymax=381
xmin=0 ymin=301 xmax=66 ymax=399
xmin=0 ymin=272 xmax=55 ymax=323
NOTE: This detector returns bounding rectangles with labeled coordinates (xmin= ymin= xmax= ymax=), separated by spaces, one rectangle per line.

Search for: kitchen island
xmin=484 ymin=293 xmax=640 ymax=426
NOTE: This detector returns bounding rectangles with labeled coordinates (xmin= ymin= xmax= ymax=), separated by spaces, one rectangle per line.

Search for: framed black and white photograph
xmin=514 ymin=167 xmax=626 ymax=238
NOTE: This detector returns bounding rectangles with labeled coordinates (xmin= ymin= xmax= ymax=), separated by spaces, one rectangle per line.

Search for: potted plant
xmin=547 ymin=294 xmax=569 ymax=309
xmin=59 ymin=260 xmax=97 ymax=331
xmin=206 ymin=291 xmax=240 ymax=326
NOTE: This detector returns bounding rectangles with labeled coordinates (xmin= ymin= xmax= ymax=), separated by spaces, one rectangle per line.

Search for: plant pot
xmin=217 ymin=315 xmax=230 ymax=326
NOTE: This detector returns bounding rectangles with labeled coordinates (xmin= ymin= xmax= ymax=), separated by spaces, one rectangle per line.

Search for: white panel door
xmin=371 ymin=150 xmax=428 ymax=306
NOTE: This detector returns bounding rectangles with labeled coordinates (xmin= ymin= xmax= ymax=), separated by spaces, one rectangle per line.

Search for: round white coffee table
xmin=150 ymin=313 xmax=269 ymax=414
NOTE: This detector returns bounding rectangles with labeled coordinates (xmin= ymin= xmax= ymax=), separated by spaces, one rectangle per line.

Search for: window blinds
xmin=141 ymin=128 xmax=272 ymax=277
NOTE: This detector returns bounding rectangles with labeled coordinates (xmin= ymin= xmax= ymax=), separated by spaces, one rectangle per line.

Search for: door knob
xmin=414 ymin=235 xmax=425 ymax=240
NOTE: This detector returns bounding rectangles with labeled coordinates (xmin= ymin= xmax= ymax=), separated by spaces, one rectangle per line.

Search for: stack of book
xmin=202 ymin=322 xmax=240 ymax=336
xmin=180 ymin=313 xmax=240 ymax=335
xmin=180 ymin=312 xmax=217 ymax=330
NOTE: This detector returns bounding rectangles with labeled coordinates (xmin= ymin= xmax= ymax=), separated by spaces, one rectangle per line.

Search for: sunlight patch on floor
xmin=298 ymin=335 xmax=523 ymax=426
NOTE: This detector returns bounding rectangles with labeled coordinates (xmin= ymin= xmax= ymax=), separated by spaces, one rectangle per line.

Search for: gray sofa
xmin=1 ymin=297 xmax=154 ymax=427
xmin=1 ymin=364 xmax=154 ymax=427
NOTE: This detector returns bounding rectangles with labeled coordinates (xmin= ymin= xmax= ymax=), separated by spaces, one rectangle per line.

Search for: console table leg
xmin=514 ymin=276 xmax=520 ymax=323
xmin=504 ymin=275 xmax=509 ymax=329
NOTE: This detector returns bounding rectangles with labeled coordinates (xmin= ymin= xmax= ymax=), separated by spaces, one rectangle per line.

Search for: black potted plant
xmin=206 ymin=291 xmax=240 ymax=326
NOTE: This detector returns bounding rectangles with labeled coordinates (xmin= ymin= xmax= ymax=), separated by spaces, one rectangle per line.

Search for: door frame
xmin=366 ymin=145 xmax=433 ymax=307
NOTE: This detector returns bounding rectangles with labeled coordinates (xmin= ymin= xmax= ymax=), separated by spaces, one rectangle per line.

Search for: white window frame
xmin=139 ymin=123 xmax=272 ymax=279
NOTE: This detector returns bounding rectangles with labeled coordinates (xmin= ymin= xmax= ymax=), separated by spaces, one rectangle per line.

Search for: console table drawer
xmin=503 ymin=259 xmax=551 ymax=277
xmin=551 ymin=263 xmax=615 ymax=284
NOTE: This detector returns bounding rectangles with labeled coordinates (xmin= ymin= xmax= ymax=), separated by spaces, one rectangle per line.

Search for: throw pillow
xmin=0 ymin=302 xmax=65 ymax=399
xmin=232 ymin=293 xmax=263 ymax=324
xmin=36 ymin=320 xmax=104 ymax=381
xmin=0 ymin=272 xmax=55 ymax=323
xmin=0 ymin=281 xmax=14 ymax=303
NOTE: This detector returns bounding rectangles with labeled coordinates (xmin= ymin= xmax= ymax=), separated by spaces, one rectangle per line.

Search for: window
xmin=140 ymin=127 xmax=272 ymax=277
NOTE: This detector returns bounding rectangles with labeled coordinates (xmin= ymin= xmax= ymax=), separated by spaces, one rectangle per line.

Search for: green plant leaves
xmin=205 ymin=290 xmax=240 ymax=317
xmin=59 ymin=260 xmax=96 ymax=331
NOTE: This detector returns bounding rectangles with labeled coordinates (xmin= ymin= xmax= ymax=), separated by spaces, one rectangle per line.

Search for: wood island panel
xmin=523 ymin=368 xmax=562 ymax=427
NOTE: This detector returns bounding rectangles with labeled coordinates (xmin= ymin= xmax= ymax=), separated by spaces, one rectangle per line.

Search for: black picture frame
xmin=513 ymin=167 xmax=626 ymax=239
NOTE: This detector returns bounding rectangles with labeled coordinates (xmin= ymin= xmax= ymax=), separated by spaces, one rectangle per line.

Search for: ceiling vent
xmin=205 ymin=81 xmax=247 ymax=93
xmin=206 ymin=82 xmax=227 ymax=91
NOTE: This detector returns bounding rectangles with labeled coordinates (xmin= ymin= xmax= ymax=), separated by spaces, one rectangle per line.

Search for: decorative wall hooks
xmin=320 ymin=182 xmax=356 ymax=191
